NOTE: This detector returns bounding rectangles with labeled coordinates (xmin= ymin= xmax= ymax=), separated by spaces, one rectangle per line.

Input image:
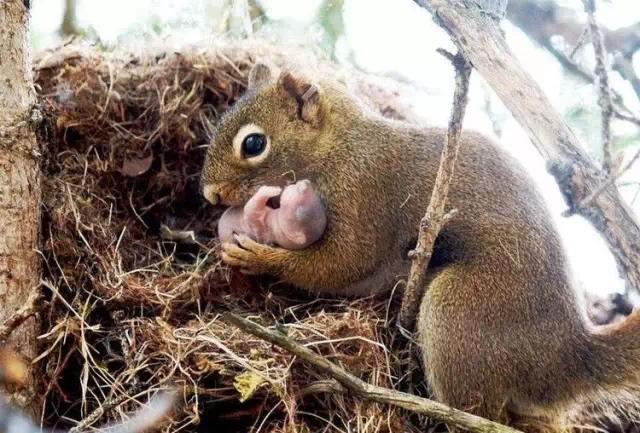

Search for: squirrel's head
xmin=200 ymin=63 xmax=329 ymax=206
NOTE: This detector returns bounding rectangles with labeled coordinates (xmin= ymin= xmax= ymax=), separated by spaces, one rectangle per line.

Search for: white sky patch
xmin=260 ymin=0 xmax=323 ymax=21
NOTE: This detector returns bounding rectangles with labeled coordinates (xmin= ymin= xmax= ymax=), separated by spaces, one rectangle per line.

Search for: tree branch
xmin=399 ymin=51 xmax=470 ymax=330
xmin=224 ymin=312 xmax=523 ymax=433
xmin=583 ymin=0 xmax=614 ymax=174
xmin=413 ymin=0 xmax=640 ymax=293
xmin=0 ymin=290 xmax=41 ymax=343
xmin=571 ymin=147 xmax=640 ymax=214
xmin=507 ymin=0 xmax=640 ymax=57
xmin=507 ymin=0 xmax=640 ymax=122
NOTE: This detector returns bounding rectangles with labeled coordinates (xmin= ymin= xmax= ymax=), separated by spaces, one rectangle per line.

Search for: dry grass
xmin=33 ymin=40 xmax=427 ymax=433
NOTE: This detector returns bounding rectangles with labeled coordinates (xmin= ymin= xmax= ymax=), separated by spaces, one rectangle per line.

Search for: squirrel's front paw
xmin=221 ymin=234 xmax=286 ymax=275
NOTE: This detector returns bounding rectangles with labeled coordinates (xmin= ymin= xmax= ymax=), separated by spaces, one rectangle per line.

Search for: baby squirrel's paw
xmin=221 ymin=233 xmax=287 ymax=275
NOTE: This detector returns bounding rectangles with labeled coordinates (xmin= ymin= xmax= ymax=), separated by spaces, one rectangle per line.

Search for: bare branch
xmin=0 ymin=352 xmax=176 ymax=433
xmin=583 ymin=0 xmax=614 ymax=174
xmin=613 ymin=52 xmax=640 ymax=102
xmin=0 ymin=290 xmax=41 ymax=343
xmin=507 ymin=0 xmax=640 ymax=60
xmin=507 ymin=0 xmax=640 ymax=125
xmin=543 ymin=45 xmax=640 ymax=127
xmin=570 ymin=147 xmax=640 ymax=214
xmin=224 ymin=312 xmax=523 ymax=433
xmin=399 ymin=51 xmax=471 ymax=330
xmin=0 ymin=390 xmax=176 ymax=433
xmin=569 ymin=27 xmax=589 ymax=60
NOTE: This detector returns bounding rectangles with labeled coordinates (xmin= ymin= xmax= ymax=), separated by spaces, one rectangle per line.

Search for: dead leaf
xmin=120 ymin=153 xmax=153 ymax=177
xmin=159 ymin=224 xmax=196 ymax=243
xmin=233 ymin=371 xmax=267 ymax=402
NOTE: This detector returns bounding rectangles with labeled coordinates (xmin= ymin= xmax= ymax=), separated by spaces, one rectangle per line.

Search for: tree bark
xmin=0 ymin=0 xmax=42 ymax=413
xmin=414 ymin=0 xmax=640 ymax=293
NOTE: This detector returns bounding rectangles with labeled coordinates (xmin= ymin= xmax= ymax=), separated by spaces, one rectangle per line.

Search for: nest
xmin=33 ymin=40 xmax=427 ymax=433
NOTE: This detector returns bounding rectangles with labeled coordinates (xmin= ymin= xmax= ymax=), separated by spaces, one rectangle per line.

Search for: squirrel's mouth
xmin=266 ymin=194 xmax=281 ymax=209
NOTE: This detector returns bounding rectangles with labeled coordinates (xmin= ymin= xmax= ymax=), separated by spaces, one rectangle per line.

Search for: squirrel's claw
xmin=221 ymin=234 xmax=285 ymax=274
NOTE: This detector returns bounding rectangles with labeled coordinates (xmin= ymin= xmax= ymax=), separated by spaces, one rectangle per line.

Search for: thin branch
xmin=0 ymin=353 xmax=176 ymax=433
xmin=0 ymin=389 xmax=177 ymax=433
xmin=506 ymin=0 xmax=640 ymax=127
xmin=570 ymin=147 xmax=640 ymax=214
xmin=224 ymin=313 xmax=523 ymax=433
xmin=613 ymin=106 xmax=640 ymax=127
xmin=612 ymin=52 xmax=640 ymax=102
xmin=68 ymin=391 xmax=133 ymax=433
xmin=583 ymin=0 xmax=615 ymax=174
xmin=549 ymin=45 xmax=640 ymax=127
xmin=0 ymin=290 xmax=42 ymax=343
xmin=569 ymin=27 xmax=590 ymax=59
xmin=507 ymin=0 xmax=640 ymax=59
xmin=399 ymin=50 xmax=471 ymax=330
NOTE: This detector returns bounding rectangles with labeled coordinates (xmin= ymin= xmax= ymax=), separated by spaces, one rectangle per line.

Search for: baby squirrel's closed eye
xmin=217 ymin=180 xmax=326 ymax=250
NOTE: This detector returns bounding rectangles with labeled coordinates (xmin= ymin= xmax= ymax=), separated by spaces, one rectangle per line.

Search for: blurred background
xmin=29 ymin=0 xmax=640 ymax=298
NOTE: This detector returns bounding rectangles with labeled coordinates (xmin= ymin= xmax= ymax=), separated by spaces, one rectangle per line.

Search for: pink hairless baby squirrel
xmin=217 ymin=180 xmax=327 ymax=250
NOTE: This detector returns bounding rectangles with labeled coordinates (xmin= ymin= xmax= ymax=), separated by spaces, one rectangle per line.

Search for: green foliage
xmin=316 ymin=0 xmax=345 ymax=60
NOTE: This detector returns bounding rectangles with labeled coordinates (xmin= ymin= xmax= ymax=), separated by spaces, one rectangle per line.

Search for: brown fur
xmin=200 ymin=64 xmax=640 ymax=431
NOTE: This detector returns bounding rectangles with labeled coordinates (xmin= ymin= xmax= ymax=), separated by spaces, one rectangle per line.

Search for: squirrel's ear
xmin=248 ymin=63 xmax=273 ymax=89
xmin=278 ymin=72 xmax=321 ymax=126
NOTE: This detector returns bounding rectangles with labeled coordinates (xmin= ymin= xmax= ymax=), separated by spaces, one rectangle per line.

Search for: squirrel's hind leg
xmin=416 ymin=265 xmax=567 ymax=433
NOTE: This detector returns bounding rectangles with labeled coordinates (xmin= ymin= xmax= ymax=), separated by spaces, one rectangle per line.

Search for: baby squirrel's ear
xmin=277 ymin=72 xmax=321 ymax=126
xmin=248 ymin=63 xmax=273 ymax=89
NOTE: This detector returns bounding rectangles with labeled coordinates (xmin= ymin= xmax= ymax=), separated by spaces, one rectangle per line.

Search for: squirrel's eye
xmin=232 ymin=124 xmax=269 ymax=164
xmin=241 ymin=133 xmax=266 ymax=158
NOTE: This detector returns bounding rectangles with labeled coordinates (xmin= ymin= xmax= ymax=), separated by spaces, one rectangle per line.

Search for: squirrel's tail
xmin=568 ymin=310 xmax=640 ymax=429
xmin=590 ymin=309 xmax=640 ymax=388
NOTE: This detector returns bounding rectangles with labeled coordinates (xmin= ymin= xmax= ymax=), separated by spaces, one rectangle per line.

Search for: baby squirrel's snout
xmin=296 ymin=179 xmax=311 ymax=193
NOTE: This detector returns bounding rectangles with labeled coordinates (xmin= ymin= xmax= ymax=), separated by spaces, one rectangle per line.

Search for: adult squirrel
xmin=200 ymin=63 xmax=640 ymax=430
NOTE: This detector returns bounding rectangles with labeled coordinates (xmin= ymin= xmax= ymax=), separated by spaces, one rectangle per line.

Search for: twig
xmin=568 ymin=147 xmax=640 ymax=215
xmin=86 ymin=390 xmax=177 ymax=433
xmin=0 ymin=290 xmax=42 ymax=343
xmin=583 ymin=0 xmax=615 ymax=174
xmin=612 ymin=52 xmax=640 ymax=102
xmin=569 ymin=27 xmax=590 ymax=59
xmin=398 ymin=51 xmax=471 ymax=331
xmin=613 ymin=105 xmax=640 ymax=128
xmin=0 ymin=390 xmax=177 ymax=433
xmin=505 ymin=0 xmax=640 ymax=127
xmin=550 ymin=45 xmax=640 ymax=127
xmin=68 ymin=391 xmax=132 ymax=433
xmin=224 ymin=313 xmax=523 ymax=433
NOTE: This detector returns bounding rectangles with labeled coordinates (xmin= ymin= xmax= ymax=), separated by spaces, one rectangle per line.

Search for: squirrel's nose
xmin=202 ymin=184 xmax=221 ymax=205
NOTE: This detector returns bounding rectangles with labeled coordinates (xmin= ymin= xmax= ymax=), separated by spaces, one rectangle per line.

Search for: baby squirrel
xmin=200 ymin=63 xmax=640 ymax=430
xmin=217 ymin=180 xmax=327 ymax=250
